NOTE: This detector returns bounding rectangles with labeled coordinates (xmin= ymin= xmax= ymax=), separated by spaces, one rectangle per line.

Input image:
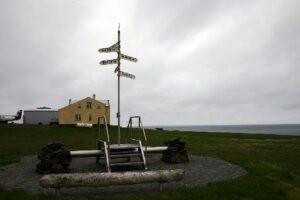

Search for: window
xmin=75 ymin=114 xmax=81 ymax=121
xmin=89 ymin=114 xmax=92 ymax=121
xmin=97 ymin=105 xmax=101 ymax=109
xmin=86 ymin=102 xmax=92 ymax=109
xmin=78 ymin=105 xmax=81 ymax=109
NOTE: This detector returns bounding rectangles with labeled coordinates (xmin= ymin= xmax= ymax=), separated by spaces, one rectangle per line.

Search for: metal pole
xmin=117 ymin=25 xmax=121 ymax=145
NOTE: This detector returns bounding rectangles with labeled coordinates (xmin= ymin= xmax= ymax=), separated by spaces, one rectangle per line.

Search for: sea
xmin=146 ymin=124 xmax=300 ymax=136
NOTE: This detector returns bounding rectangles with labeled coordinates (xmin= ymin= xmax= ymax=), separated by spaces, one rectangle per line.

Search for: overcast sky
xmin=0 ymin=0 xmax=299 ymax=126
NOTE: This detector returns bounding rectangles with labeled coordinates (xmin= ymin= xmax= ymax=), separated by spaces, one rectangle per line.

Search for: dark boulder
xmin=36 ymin=142 xmax=71 ymax=174
xmin=162 ymin=138 xmax=189 ymax=163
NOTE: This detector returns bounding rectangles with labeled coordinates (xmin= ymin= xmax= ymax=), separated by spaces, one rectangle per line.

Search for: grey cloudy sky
xmin=0 ymin=0 xmax=299 ymax=126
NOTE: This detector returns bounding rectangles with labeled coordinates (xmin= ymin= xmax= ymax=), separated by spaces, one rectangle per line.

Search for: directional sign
xmin=110 ymin=42 xmax=120 ymax=49
xmin=121 ymin=54 xmax=138 ymax=62
xmin=98 ymin=47 xmax=116 ymax=53
xmin=99 ymin=59 xmax=118 ymax=65
xmin=98 ymin=47 xmax=118 ymax=53
xmin=98 ymin=42 xmax=120 ymax=53
xmin=120 ymin=71 xmax=135 ymax=79
xmin=114 ymin=66 xmax=119 ymax=73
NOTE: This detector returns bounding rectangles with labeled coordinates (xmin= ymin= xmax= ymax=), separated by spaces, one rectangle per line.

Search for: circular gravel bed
xmin=0 ymin=154 xmax=246 ymax=196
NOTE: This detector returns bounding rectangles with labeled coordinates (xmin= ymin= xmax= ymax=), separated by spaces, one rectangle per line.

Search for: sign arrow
xmin=98 ymin=47 xmax=117 ymax=53
xmin=98 ymin=42 xmax=120 ymax=53
xmin=120 ymin=71 xmax=135 ymax=79
xmin=114 ymin=66 xmax=119 ymax=73
xmin=121 ymin=54 xmax=138 ymax=62
xmin=99 ymin=59 xmax=118 ymax=65
xmin=110 ymin=42 xmax=120 ymax=49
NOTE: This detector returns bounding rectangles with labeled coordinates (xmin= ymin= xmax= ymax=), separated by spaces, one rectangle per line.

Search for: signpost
xmin=98 ymin=25 xmax=137 ymax=145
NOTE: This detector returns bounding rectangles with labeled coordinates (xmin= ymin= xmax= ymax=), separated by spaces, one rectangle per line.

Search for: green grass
xmin=0 ymin=124 xmax=299 ymax=199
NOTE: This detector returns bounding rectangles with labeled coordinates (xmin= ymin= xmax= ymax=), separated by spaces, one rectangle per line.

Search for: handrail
xmin=97 ymin=116 xmax=110 ymax=144
xmin=126 ymin=116 xmax=148 ymax=154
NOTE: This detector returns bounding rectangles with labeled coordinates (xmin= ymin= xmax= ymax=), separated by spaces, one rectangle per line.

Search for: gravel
xmin=0 ymin=154 xmax=247 ymax=197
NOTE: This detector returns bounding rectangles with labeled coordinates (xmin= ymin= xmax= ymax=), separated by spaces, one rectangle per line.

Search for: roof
xmin=69 ymin=98 xmax=110 ymax=106
xmin=24 ymin=109 xmax=58 ymax=112
xmin=98 ymin=100 xmax=110 ymax=106
xmin=59 ymin=97 xmax=110 ymax=111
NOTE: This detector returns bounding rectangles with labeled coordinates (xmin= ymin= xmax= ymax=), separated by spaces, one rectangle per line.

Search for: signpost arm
xmin=117 ymin=24 xmax=121 ymax=145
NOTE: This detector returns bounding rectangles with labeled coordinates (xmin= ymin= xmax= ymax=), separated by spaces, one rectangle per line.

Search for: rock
xmin=36 ymin=142 xmax=72 ymax=174
xmin=162 ymin=138 xmax=189 ymax=163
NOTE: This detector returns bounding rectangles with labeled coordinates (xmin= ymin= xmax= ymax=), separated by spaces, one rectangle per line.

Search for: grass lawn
xmin=0 ymin=124 xmax=299 ymax=199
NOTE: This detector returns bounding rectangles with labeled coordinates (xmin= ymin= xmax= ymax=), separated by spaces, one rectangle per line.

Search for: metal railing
xmin=126 ymin=116 xmax=148 ymax=154
xmin=97 ymin=116 xmax=110 ymax=144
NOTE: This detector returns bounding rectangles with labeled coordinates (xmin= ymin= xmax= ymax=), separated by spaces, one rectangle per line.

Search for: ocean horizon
xmin=146 ymin=124 xmax=300 ymax=136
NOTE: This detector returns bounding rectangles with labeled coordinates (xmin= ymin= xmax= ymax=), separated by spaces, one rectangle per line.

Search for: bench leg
xmin=159 ymin=182 xmax=163 ymax=192
xmin=55 ymin=188 xmax=61 ymax=197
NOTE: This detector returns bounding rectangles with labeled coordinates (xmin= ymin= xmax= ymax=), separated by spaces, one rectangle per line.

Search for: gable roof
xmin=59 ymin=97 xmax=110 ymax=111
xmin=69 ymin=98 xmax=110 ymax=106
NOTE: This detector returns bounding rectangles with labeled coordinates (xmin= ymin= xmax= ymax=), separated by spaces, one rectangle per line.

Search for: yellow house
xmin=58 ymin=95 xmax=110 ymax=125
